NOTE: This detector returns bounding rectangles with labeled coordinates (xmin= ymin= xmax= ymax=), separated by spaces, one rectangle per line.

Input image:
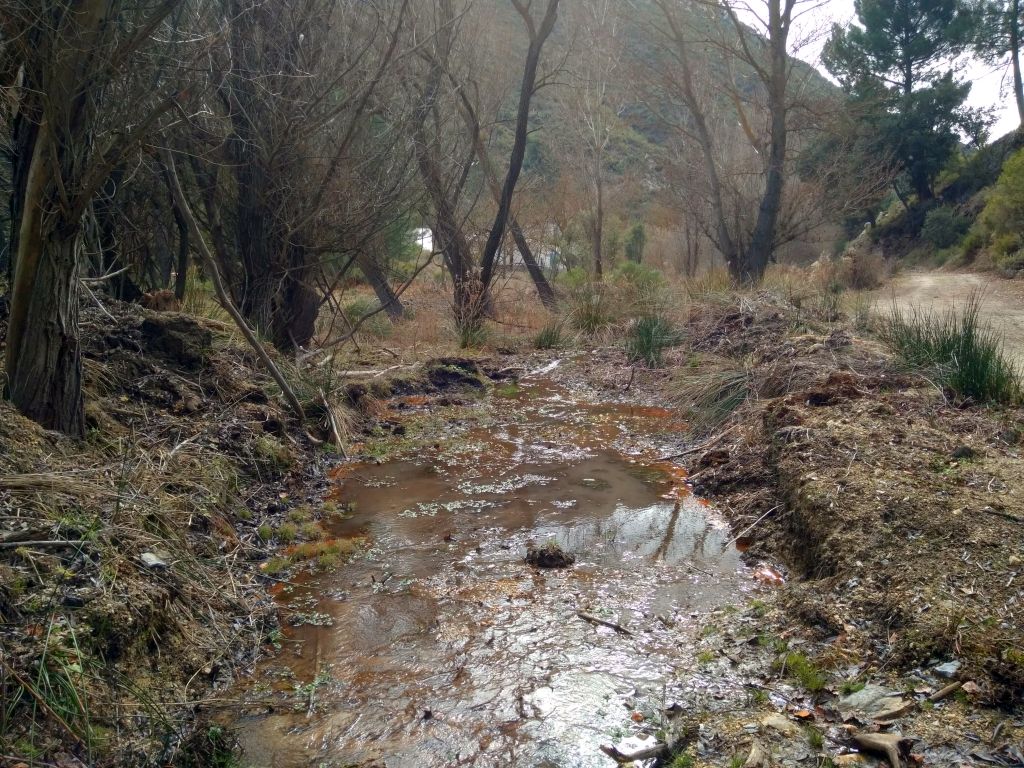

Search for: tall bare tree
xmin=404 ymin=0 xmax=560 ymax=333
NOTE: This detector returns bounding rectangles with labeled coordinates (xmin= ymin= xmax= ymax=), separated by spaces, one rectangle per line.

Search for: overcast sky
xmin=801 ymin=0 xmax=1019 ymax=139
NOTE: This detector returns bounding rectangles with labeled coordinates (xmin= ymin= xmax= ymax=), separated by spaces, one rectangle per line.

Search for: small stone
xmin=1009 ymin=555 xmax=1021 ymax=567
xmin=760 ymin=713 xmax=800 ymax=737
xmin=838 ymin=684 xmax=905 ymax=721
xmin=834 ymin=754 xmax=868 ymax=766
xmin=140 ymin=552 xmax=168 ymax=569
xmin=933 ymin=660 xmax=961 ymax=678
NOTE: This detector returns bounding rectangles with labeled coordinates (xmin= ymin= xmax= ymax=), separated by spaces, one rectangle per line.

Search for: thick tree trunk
xmin=734 ymin=1 xmax=790 ymax=284
xmin=6 ymin=123 xmax=84 ymax=435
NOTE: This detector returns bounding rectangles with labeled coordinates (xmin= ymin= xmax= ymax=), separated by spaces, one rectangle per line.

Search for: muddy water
xmin=234 ymin=376 xmax=749 ymax=768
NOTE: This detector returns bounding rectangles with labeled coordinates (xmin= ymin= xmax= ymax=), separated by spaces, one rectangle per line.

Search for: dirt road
xmin=875 ymin=271 xmax=1024 ymax=368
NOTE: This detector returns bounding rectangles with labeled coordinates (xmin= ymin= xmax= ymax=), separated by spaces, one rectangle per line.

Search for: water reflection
xmin=232 ymin=381 xmax=747 ymax=768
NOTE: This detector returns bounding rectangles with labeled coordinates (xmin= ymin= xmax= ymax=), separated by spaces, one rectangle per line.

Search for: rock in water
xmin=525 ymin=543 xmax=575 ymax=569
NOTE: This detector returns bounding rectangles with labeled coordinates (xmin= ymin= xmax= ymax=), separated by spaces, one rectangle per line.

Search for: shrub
xmin=843 ymin=249 xmax=886 ymax=290
xmin=980 ymin=148 xmax=1024 ymax=237
xmin=878 ymin=294 xmax=1021 ymax=404
xmin=625 ymin=315 xmax=680 ymax=367
xmin=921 ymin=207 xmax=969 ymax=249
xmin=624 ymin=221 xmax=647 ymax=263
xmin=612 ymin=261 xmax=668 ymax=314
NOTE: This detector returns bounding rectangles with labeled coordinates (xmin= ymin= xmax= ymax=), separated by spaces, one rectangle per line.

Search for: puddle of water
xmin=230 ymin=379 xmax=749 ymax=768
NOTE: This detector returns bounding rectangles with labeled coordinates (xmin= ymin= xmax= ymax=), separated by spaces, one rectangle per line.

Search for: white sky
xmin=799 ymin=0 xmax=1019 ymax=139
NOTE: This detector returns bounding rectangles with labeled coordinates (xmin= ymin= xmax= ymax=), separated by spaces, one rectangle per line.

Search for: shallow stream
xmin=232 ymin=372 xmax=751 ymax=767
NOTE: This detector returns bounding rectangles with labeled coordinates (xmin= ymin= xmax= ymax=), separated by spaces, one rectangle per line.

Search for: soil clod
xmin=525 ymin=542 xmax=575 ymax=568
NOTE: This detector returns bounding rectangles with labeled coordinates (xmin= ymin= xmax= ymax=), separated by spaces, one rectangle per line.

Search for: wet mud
xmin=230 ymin=373 xmax=750 ymax=767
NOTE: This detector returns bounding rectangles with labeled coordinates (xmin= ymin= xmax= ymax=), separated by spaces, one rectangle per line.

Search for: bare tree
xmin=2 ymin=0 xmax=191 ymax=434
xmin=560 ymin=0 xmax=626 ymax=280
xmin=646 ymin=0 xmax=825 ymax=283
xmin=404 ymin=0 xmax=560 ymax=334
xmin=189 ymin=0 xmax=412 ymax=351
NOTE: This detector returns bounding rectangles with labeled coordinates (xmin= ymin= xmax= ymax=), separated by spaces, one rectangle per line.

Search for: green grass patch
xmin=774 ymin=651 xmax=827 ymax=693
xmin=534 ymin=322 xmax=565 ymax=350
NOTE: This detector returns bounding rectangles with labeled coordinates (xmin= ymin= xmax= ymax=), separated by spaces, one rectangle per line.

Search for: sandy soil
xmin=877 ymin=271 xmax=1024 ymax=367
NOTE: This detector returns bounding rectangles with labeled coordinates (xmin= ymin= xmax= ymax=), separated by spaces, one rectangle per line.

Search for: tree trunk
xmin=477 ymin=0 xmax=561 ymax=292
xmin=6 ymin=123 xmax=85 ymax=435
xmin=510 ymin=219 xmax=558 ymax=309
xmin=454 ymin=89 xmax=558 ymax=310
xmin=1011 ymin=0 xmax=1024 ymax=125
xmin=592 ymin=167 xmax=605 ymax=280
xmin=735 ymin=0 xmax=790 ymax=284
xmin=356 ymin=252 xmax=405 ymax=321
xmin=7 ymin=0 xmax=109 ymax=436
xmin=657 ymin=1 xmax=739 ymax=273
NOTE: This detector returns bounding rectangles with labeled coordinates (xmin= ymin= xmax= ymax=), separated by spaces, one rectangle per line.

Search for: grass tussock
xmin=671 ymin=357 xmax=754 ymax=431
xmin=878 ymin=293 xmax=1020 ymax=404
xmin=625 ymin=315 xmax=681 ymax=368
xmin=534 ymin=321 xmax=565 ymax=350
xmin=566 ymin=281 xmax=616 ymax=336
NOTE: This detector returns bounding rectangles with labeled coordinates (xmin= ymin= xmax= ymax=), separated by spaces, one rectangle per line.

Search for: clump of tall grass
xmin=877 ymin=294 xmax=1021 ymax=404
xmin=626 ymin=315 xmax=680 ymax=367
xmin=684 ymin=266 xmax=733 ymax=299
xmin=181 ymin=266 xmax=231 ymax=324
xmin=566 ymin=282 xmax=615 ymax=335
xmin=342 ymin=296 xmax=392 ymax=339
xmin=534 ymin=322 xmax=565 ymax=350
xmin=672 ymin=357 xmax=754 ymax=431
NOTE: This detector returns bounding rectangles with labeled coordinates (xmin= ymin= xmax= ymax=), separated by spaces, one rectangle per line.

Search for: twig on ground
xmin=577 ymin=611 xmax=633 ymax=636
xmin=658 ymin=425 xmax=738 ymax=462
xmin=723 ymin=505 xmax=782 ymax=550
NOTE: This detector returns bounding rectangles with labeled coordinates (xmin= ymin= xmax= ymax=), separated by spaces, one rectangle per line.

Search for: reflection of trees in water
xmin=652 ymin=502 xmax=681 ymax=563
xmin=545 ymin=502 xmax=723 ymax=565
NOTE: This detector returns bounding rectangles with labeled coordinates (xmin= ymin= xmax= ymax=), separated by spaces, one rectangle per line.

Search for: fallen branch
xmin=658 ymin=425 xmax=738 ymax=462
xmin=928 ymin=680 xmax=963 ymax=703
xmin=577 ymin=611 xmax=633 ymax=636
xmin=599 ymin=742 xmax=668 ymax=763
xmin=161 ymin=147 xmax=306 ymax=424
xmin=976 ymin=506 xmax=1024 ymax=525
xmin=0 ymin=540 xmax=86 ymax=550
